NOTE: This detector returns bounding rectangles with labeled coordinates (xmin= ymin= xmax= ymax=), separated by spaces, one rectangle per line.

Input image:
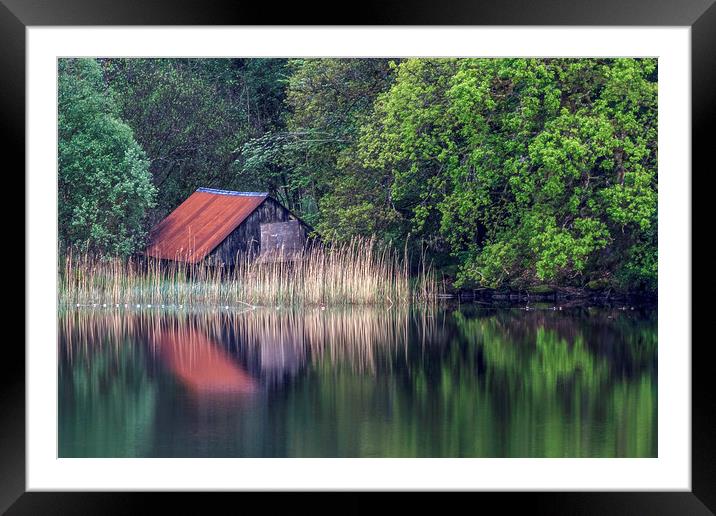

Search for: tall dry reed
xmin=59 ymin=237 xmax=440 ymax=308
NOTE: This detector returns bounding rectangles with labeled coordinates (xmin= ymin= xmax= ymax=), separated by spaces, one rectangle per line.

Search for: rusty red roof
xmin=144 ymin=188 xmax=268 ymax=263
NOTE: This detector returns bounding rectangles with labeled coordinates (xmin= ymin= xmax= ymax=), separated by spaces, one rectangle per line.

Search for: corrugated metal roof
xmin=144 ymin=188 xmax=268 ymax=263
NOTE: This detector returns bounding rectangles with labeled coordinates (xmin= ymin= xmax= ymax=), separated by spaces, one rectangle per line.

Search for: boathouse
xmin=144 ymin=188 xmax=314 ymax=265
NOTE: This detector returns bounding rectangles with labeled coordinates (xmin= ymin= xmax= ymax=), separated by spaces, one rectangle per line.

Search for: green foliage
xmin=58 ymin=59 xmax=156 ymax=256
xmin=103 ymin=58 xmax=288 ymax=215
xmin=58 ymin=58 xmax=657 ymax=292
xmin=238 ymin=59 xmax=397 ymax=229
xmin=359 ymin=58 xmax=657 ymax=291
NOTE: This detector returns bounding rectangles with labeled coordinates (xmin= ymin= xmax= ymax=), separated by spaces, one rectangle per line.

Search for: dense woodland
xmin=58 ymin=58 xmax=657 ymax=294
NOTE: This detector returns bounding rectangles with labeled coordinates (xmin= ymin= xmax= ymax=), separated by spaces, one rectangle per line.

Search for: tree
xmin=64 ymin=57 xmax=657 ymax=292
xmin=359 ymin=58 xmax=657 ymax=292
xmin=240 ymin=58 xmax=398 ymax=231
xmin=103 ymin=58 xmax=288 ymax=218
xmin=58 ymin=58 xmax=156 ymax=256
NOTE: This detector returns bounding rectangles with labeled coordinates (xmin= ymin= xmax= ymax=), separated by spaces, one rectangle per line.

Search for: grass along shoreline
xmin=60 ymin=237 xmax=440 ymax=308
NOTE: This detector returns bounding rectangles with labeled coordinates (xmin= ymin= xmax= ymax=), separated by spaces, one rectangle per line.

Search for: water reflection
xmin=59 ymin=306 xmax=656 ymax=457
xmin=157 ymin=328 xmax=257 ymax=395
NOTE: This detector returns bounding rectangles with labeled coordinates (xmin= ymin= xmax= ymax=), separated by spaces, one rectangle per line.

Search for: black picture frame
xmin=4 ymin=1 xmax=714 ymax=513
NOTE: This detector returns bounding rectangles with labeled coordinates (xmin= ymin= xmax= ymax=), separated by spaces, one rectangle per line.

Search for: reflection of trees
xmin=59 ymin=307 xmax=433 ymax=457
xmin=442 ymin=310 xmax=655 ymax=457
xmin=456 ymin=313 xmax=611 ymax=391
xmin=280 ymin=309 xmax=656 ymax=457
xmin=58 ymin=306 xmax=656 ymax=458
xmin=59 ymin=341 xmax=156 ymax=457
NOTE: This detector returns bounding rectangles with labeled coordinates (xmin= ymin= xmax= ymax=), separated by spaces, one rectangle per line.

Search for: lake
xmin=58 ymin=304 xmax=657 ymax=458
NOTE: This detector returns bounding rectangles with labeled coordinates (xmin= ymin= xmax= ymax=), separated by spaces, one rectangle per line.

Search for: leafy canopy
xmin=358 ymin=58 xmax=657 ymax=291
xmin=58 ymin=58 xmax=657 ymax=293
xmin=58 ymin=58 xmax=156 ymax=256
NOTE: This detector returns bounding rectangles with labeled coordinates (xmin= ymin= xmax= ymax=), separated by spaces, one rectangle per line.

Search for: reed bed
xmin=59 ymin=237 xmax=441 ymax=308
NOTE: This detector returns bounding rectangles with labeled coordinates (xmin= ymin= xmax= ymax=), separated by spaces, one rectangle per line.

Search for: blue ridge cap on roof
xmin=196 ymin=187 xmax=268 ymax=197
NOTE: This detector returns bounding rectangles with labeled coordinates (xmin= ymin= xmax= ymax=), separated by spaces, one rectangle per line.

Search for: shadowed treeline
xmin=59 ymin=306 xmax=656 ymax=458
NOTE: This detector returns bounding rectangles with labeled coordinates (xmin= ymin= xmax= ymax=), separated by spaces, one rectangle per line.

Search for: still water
xmin=58 ymin=305 xmax=657 ymax=458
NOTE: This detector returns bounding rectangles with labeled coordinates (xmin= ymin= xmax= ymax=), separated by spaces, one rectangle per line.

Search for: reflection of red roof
xmin=157 ymin=328 xmax=257 ymax=394
xmin=145 ymin=188 xmax=267 ymax=263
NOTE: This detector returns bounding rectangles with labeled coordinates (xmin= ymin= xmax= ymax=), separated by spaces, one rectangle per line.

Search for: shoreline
xmin=440 ymin=286 xmax=657 ymax=307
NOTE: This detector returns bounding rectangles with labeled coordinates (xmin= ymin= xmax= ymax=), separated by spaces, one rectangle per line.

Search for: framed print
xmin=4 ymin=0 xmax=714 ymax=513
